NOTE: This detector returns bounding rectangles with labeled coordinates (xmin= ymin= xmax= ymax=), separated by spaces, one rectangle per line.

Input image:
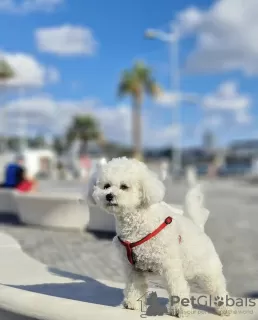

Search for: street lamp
xmin=0 ymin=108 xmax=6 ymax=153
xmin=18 ymin=108 xmax=31 ymax=152
xmin=145 ymin=23 xmax=181 ymax=176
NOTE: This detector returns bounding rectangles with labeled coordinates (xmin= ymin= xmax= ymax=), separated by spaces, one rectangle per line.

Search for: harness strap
xmin=118 ymin=216 xmax=180 ymax=265
xmin=118 ymin=240 xmax=134 ymax=265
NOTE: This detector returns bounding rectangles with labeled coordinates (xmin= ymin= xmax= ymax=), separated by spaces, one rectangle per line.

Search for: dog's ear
xmin=84 ymin=160 xmax=107 ymax=205
xmin=85 ymin=170 xmax=98 ymax=205
xmin=140 ymin=168 xmax=165 ymax=206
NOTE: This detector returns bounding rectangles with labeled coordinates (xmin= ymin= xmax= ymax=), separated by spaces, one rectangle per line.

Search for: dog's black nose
xmin=106 ymin=193 xmax=114 ymax=202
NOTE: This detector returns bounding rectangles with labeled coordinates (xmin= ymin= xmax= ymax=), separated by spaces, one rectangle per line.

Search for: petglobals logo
xmin=137 ymin=290 xmax=256 ymax=318
xmin=171 ymin=295 xmax=256 ymax=309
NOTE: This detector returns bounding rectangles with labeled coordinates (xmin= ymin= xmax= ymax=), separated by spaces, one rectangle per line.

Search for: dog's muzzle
xmin=105 ymin=193 xmax=118 ymax=207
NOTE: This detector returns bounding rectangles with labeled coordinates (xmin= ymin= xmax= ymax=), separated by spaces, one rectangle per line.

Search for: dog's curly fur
xmin=88 ymin=157 xmax=231 ymax=317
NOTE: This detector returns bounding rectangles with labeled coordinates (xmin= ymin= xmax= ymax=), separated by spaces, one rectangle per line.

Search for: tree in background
xmin=28 ymin=136 xmax=46 ymax=149
xmin=6 ymin=137 xmax=20 ymax=151
xmin=0 ymin=59 xmax=14 ymax=81
xmin=118 ymin=61 xmax=160 ymax=160
xmin=66 ymin=115 xmax=101 ymax=155
xmin=103 ymin=141 xmax=133 ymax=158
xmin=0 ymin=59 xmax=14 ymax=152
xmin=6 ymin=136 xmax=46 ymax=151
xmin=52 ymin=136 xmax=66 ymax=155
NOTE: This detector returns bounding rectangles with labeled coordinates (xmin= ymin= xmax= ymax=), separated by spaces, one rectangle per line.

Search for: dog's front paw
xmin=216 ymin=305 xmax=234 ymax=317
xmin=169 ymin=305 xmax=193 ymax=318
xmin=178 ymin=305 xmax=193 ymax=318
xmin=123 ymin=299 xmax=142 ymax=311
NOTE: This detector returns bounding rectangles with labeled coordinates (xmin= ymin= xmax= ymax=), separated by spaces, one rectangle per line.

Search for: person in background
xmin=0 ymin=162 xmax=37 ymax=192
xmin=16 ymin=168 xmax=37 ymax=193
xmin=0 ymin=163 xmax=24 ymax=189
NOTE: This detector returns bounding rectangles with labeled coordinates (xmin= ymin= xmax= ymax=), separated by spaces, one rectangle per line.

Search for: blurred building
xmin=202 ymin=130 xmax=216 ymax=153
xmin=225 ymin=139 xmax=258 ymax=166
xmin=219 ymin=139 xmax=258 ymax=176
xmin=227 ymin=139 xmax=258 ymax=158
xmin=182 ymin=147 xmax=214 ymax=166
xmin=87 ymin=141 xmax=105 ymax=158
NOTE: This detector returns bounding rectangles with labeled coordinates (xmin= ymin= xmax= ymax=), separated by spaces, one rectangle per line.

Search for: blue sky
xmin=0 ymin=0 xmax=257 ymax=148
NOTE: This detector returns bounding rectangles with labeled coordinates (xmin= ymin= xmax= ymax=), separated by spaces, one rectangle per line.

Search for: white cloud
xmin=3 ymin=95 xmax=56 ymax=116
xmin=151 ymin=81 xmax=251 ymax=145
xmin=178 ymin=0 xmax=258 ymax=75
xmin=156 ymin=124 xmax=181 ymax=140
xmin=36 ymin=25 xmax=97 ymax=56
xmin=144 ymin=124 xmax=182 ymax=147
xmin=155 ymin=91 xmax=198 ymax=107
xmin=1 ymin=96 xmax=131 ymax=143
xmin=202 ymin=81 xmax=251 ymax=111
xmin=192 ymin=114 xmax=224 ymax=140
xmin=235 ymin=110 xmax=252 ymax=125
xmin=0 ymin=0 xmax=63 ymax=13
xmin=1 ymin=95 xmax=184 ymax=147
xmin=95 ymin=105 xmax=131 ymax=143
xmin=47 ymin=66 xmax=60 ymax=83
xmin=0 ymin=52 xmax=60 ymax=87
xmin=205 ymin=115 xmax=224 ymax=128
xmin=155 ymin=92 xmax=180 ymax=107
xmin=177 ymin=6 xmax=204 ymax=35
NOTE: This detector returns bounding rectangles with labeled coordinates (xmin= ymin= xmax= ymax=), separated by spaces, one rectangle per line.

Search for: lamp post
xmin=145 ymin=22 xmax=181 ymax=176
xmin=19 ymin=111 xmax=28 ymax=152
xmin=0 ymin=108 xmax=6 ymax=153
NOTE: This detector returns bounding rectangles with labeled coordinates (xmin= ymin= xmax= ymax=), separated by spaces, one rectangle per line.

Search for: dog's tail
xmin=184 ymin=167 xmax=210 ymax=231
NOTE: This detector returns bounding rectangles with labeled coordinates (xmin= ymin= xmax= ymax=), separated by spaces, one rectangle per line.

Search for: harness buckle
xmin=165 ymin=216 xmax=173 ymax=224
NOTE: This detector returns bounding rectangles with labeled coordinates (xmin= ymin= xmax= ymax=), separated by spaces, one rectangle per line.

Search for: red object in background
xmin=16 ymin=180 xmax=34 ymax=192
xmin=80 ymin=156 xmax=91 ymax=169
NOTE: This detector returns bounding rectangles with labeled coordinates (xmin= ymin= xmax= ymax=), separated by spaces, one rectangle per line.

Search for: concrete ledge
xmin=14 ymin=191 xmax=115 ymax=232
xmin=0 ymin=232 xmax=256 ymax=319
xmin=0 ymin=190 xmax=19 ymax=215
xmin=15 ymin=192 xmax=89 ymax=230
xmin=87 ymin=205 xmax=116 ymax=233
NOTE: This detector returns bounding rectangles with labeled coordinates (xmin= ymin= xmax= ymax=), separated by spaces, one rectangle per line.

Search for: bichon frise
xmin=87 ymin=157 xmax=230 ymax=317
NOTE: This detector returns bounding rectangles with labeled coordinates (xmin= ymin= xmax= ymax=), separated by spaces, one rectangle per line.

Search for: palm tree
xmin=118 ymin=61 xmax=160 ymax=160
xmin=0 ymin=59 xmax=14 ymax=81
xmin=66 ymin=115 xmax=101 ymax=155
xmin=0 ymin=59 xmax=14 ymax=152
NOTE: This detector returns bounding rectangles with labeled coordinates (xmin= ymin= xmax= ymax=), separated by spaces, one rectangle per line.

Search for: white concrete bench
xmin=15 ymin=192 xmax=89 ymax=230
xmin=14 ymin=191 xmax=115 ymax=232
xmin=0 ymin=190 xmax=20 ymax=225
xmin=87 ymin=205 xmax=116 ymax=233
xmin=0 ymin=189 xmax=18 ymax=214
xmin=0 ymin=232 xmax=255 ymax=320
xmin=14 ymin=192 xmax=116 ymax=232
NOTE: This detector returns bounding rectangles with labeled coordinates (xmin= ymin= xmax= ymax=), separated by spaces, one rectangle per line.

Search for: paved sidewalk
xmin=0 ymin=226 xmax=125 ymax=283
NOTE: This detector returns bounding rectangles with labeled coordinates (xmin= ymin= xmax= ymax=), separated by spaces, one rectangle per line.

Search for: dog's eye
xmin=120 ymin=184 xmax=129 ymax=190
xmin=104 ymin=183 xmax=111 ymax=189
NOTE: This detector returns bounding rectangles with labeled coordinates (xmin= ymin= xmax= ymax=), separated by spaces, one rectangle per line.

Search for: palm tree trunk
xmin=132 ymin=95 xmax=143 ymax=160
xmin=80 ymin=139 xmax=88 ymax=156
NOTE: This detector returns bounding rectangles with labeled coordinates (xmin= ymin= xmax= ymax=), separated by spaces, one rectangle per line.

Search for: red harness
xmin=118 ymin=216 xmax=182 ymax=265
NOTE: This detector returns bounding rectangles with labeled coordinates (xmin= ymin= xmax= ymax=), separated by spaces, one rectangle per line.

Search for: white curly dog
xmin=87 ymin=157 xmax=231 ymax=317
